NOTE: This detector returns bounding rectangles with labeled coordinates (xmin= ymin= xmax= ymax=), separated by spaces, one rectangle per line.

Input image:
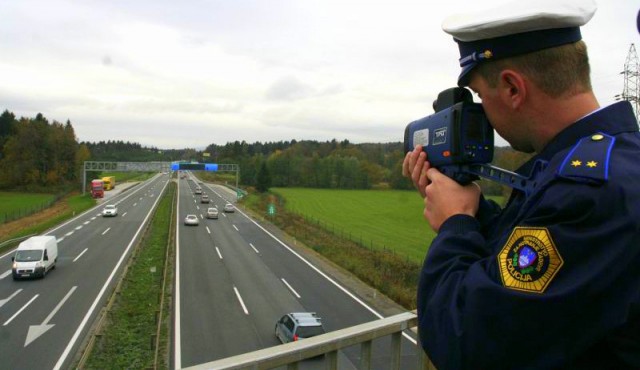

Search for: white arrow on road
xmin=25 ymin=286 xmax=77 ymax=347
xmin=0 ymin=289 xmax=22 ymax=308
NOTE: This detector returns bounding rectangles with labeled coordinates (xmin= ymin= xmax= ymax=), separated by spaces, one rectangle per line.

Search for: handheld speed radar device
xmin=404 ymin=87 xmax=543 ymax=196
xmin=404 ymin=88 xmax=493 ymax=184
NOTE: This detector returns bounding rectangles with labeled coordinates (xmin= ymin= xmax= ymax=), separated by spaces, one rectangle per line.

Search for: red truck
xmin=91 ymin=179 xmax=104 ymax=198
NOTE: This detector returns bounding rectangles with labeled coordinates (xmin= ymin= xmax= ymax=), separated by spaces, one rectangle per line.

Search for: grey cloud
xmin=265 ymin=76 xmax=315 ymax=101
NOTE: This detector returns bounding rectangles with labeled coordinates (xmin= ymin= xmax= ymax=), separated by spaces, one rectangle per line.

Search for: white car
xmin=223 ymin=203 xmax=235 ymax=213
xmin=102 ymin=204 xmax=118 ymax=217
xmin=184 ymin=214 xmax=199 ymax=226
xmin=206 ymin=207 xmax=219 ymax=219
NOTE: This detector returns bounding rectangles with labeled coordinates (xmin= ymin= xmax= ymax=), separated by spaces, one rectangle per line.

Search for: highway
xmin=175 ymin=174 xmax=418 ymax=369
xmin=0 ymin=173 xmax=171 ymax=370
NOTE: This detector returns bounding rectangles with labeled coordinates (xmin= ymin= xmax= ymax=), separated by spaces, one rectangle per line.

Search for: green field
xmin=0 ymin=192 xmax=57 ymax=223
xmin=271 ymin=188 xmax=436 ymax=262
xmin=271 ymin=188 xmax=505 ymax=263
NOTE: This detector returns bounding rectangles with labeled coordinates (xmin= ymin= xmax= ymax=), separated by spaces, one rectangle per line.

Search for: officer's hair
xmin=474 ymin=41 xmax=592 ymax=98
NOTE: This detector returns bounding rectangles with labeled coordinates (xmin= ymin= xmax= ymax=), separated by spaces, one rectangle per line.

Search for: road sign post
xmin=267 ymin=203 xmax=276 ymax=217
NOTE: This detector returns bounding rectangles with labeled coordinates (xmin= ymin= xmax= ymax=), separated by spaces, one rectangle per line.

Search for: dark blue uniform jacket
xmin=418 ymin=101 xmax=640 ymax=370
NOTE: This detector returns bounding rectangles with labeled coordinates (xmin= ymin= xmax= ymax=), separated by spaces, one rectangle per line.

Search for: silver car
xmin=102 ymin=204 xmax=118 ymax=217
xmin=184 ymin=214 xmax=199 ymax=226
xmin=206 ymin=207 xmax=219 ymax=219
xmin=223 ymin=203 xmax=235 ymax=213
xmin=275 ymin=312 xmax=325 ymax=343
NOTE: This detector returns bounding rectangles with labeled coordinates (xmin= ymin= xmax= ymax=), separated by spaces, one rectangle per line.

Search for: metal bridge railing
xmin=182 ymin=311 xmax=435 ymax=370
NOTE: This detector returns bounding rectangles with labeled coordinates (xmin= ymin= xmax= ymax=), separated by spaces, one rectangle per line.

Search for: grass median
xmin=82 ymin=182 xmax=175 ymax=369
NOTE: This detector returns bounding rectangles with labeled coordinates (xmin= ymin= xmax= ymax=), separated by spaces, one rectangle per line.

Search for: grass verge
xmin=82 ymin=182 xmax=175 ymax=369
xmin=0 ymin=193 xmax=95 ymax=254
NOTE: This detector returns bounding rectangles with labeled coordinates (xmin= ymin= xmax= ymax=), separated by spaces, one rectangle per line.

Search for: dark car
xmin=275 ymin=312 xmax=325 ymax=343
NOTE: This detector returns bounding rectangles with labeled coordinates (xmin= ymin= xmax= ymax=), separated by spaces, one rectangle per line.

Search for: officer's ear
xmin=498 ymin=69 xmax=526 ymax=110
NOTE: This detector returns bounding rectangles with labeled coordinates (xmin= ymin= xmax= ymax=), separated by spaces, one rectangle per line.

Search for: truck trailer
xmin=102 ymin=176 xmax=116 ymax=191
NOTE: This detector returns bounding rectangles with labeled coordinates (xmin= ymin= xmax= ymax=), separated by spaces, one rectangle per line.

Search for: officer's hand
xmin=402 ymin=145 xmax=430 ymax=198
xmin=424 ymin=167 xmax=481 ymax=232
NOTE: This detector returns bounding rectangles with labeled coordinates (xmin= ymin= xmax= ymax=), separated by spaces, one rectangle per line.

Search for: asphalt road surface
xmin=0 ymin=173 xmax=171 ymax=370
xmin=175 ymin=173 xmax=417 ymax=369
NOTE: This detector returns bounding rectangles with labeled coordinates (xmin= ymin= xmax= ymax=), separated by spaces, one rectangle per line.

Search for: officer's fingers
xmin=417 ymin=162 xmax=429 ymax=193
xmin=402 ymin=152 xmax=412 ymax=177
xmin=410 ymin=152 xmax=426 ymax=184
xmin=425 ymin=167 xmax=444 ymax=183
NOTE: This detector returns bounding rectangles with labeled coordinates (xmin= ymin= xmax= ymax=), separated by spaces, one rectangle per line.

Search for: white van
xmin=12 ymin=236 xmax=58 ymax=280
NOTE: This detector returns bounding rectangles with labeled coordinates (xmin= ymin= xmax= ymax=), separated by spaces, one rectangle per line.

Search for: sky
xmin=0 ymin=0 xmax=638 ymax=149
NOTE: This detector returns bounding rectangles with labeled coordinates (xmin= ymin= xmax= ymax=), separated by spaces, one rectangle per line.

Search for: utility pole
xmin=616 ymin=43 xmax=639 ymax=123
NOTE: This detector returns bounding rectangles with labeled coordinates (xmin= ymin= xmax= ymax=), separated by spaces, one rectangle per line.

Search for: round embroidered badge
xmin=498 ymin=227 xmax=563 ymax=293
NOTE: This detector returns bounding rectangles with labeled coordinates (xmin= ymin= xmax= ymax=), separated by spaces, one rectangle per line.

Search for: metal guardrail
xmin=0 ymin=234 xmax=36 ymax=249
xmin=182 ymin=311 xmax=435 ymax=370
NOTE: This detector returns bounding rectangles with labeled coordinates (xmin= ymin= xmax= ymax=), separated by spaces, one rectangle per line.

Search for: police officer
xmin=403 ymin=0 xmax=640 ymax=368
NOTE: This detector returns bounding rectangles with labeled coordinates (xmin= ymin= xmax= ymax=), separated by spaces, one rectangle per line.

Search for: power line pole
xmin=616 ymin=43 xmax=639 ymax=123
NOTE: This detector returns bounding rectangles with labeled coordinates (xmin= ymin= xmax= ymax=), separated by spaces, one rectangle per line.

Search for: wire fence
xmin=0 ymin=193 xmax=65 ymax=224
xmin=283 ymin=207 xmax=407 ymax=260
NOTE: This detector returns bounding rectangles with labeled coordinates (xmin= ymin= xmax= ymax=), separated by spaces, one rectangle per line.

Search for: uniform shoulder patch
xmin=497 ymin=227 xmax=563 ymax=293
xmin=556 ymin=132 xmax=615 ymax=183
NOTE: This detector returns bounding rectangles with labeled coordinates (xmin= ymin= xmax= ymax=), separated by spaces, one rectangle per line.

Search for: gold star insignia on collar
xmin=586 ymin=161 xmax=598 ymax=168
xmin=571 ymin=160 xmax=582 ymax=167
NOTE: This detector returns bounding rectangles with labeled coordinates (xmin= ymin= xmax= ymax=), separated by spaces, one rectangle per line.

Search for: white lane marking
xmin=91 ymin=217 xmax=97 ymax=220
xmin=25 ymin=286 xmax=77 ymax=346
xmin=232 ymin=225 xmax=239 ymax=232
xmin=56 ymin=238 xmax=64 ymax=243
xmin=0 ymin=289 xmax=22 ymax=308
xmin=175 ymin=183 xmax=183 ymax=370
xmin=122 ymin=212 xmax=127 ymax=217
xmin=215 ymin=247 xmax=223 ymax=260
xmin=233 ymin=286 xmax=249 ymax=315
xmin=83 ymin=221 xmax=90 ymax=225
xmin=206 ymin=226 xmax=211 ymax=234
xmin=102 ymin=227 xmax=111 ymax=235
xmin=249 ymin=243 xmax=259 ymax=254
xmin=281 ymin=278 xmax=301 ymax=299
xmin=54 ymin=178 xmax=170 ymax=370
xmin=0 ymin=270 xmax=11 ymax=279
xmin=139 ymin=197 xmax=143 ymax=200
xmin=3 ymin=294 xmax=38 ymax=326
xmin=196 ymin=205 xmax=200 ymax=210
xmin=133 ymin=203 xmax=137 ymax=207
xmin=73 ymin=248 xmax=88 ymax=262
xmin=65 ymin=232 xmax=73 ymax=237
xmin=75 ymin=226 xmax=82 ymax=230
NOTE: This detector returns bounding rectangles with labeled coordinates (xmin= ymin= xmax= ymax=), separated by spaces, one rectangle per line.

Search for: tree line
xmin=0 ymin=108 xmax=531 ymax=195
xmin=0 ymin=110 xmax=90 ymax=191
xmin=202 ymin=139 xmax=531 ymax=195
